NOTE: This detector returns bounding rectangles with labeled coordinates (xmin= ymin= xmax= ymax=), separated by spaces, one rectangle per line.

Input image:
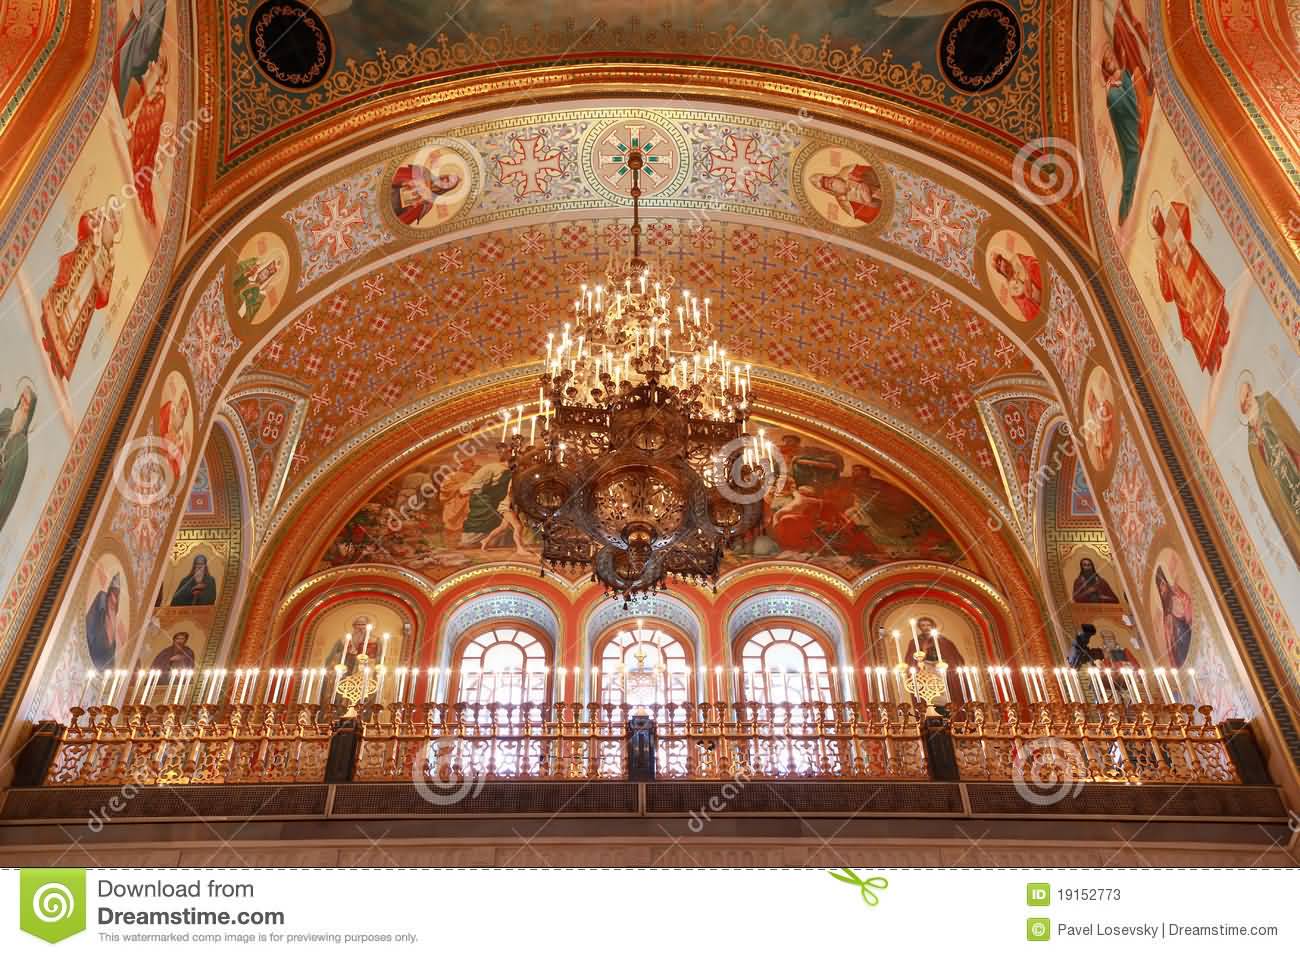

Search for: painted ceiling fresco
xmin=197 ymin=0 xmax=1053 ymax=217
xmin=243 ymin=217 xmax=1036 ymax=492
xmin=316 ymin=420 xmax=970 ymax=586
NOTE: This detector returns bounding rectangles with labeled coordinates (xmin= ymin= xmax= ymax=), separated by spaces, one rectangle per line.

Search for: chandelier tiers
xmin=503 ymin=147 xmax=773 ymax=603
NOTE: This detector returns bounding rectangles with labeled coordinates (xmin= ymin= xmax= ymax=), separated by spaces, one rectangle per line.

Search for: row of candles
xmin=76 ymin=661 xmax=1204 ymax=710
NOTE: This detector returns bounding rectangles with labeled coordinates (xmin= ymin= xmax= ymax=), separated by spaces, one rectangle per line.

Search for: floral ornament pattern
xmin=177 ymin=267 xmax=241 ymax=419
xmin=880 ymin=167 xmax=989 ymax=287
xmin=111 ymin=491 xmax=178 ymax=594
xmin=1102 ymin=432 xmax=1165 ymax=575
xmin=283 ymin=165 xmax=394 ymax=288
xmin=1033 ymin=267 xmax=1095 ymax=401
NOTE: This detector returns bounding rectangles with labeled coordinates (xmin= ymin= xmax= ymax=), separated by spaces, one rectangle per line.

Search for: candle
xmin=892 ymin=629 xmax=903 ymax=663
xmin=930 ymin=627 xmax=943 ymax=663
xmin=713 ymin=666 xmax=722 ymax=701
xmin=381 ymin=633 xmax=390 ymax=667
xmin=1069 ymin=670 xmax=1085 ymax=704
xmin=197 ymin=670 xmax=211 ymax=707
xmin=1153 ymin=668 xmax=1171 ymax=704
xmin=1003 ymin=667 xmax=1018 ymax=703
xmin=1137 ymin=669 xmax=1153 ymax=704
xmin=396 ymin=667 xmax=407 ymax=704
xmin=1170 ymin=668 xmax=1186 ymax=703
xmin=1187 ymin=668 xmax=1202 ymax=702
xmin=987 ymin=665 xmax=1001 ymax=703
xmin=1088 ymin=667 xmax=1106 ymax=703
xmin=874 ymin=667 xmax=886 ymax=702
xmin=909 ymin=619 xmax=920 ymax=657
xmin=1052 ymin=667 xmax=1067 ymax=700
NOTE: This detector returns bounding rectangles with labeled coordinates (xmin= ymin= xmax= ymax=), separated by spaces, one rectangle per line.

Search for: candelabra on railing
xmin=946 ymin=699 xmax=1237 ymax=785
xmin=351 ymin=700 xmax=929 ymax=783
xmin=43 ymin=702 xmax=333 ymax=787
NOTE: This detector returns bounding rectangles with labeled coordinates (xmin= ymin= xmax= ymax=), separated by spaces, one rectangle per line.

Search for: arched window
xmin=597 ymin=624 xmax=692 ymax=707
xmin=739 ymin=626 xmax=833 ymax=704
xmin=455 ymin=627 xmax=549 ymax=706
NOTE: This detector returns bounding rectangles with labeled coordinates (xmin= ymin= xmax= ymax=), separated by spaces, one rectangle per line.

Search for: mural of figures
xmin=319 ymin=425 xmax=966 ymax=581
xmin=157 ymin=370 xmax=193 ymax=487
xmin=114 ymin=0 xmax=171 ymax=228
xmin=1148 ymin=196 xmax=1231 ymax=374
xmin=1149 ymin=549 xmax=1194 ymax=669
xmin=800 ymin=146 xmax=884 ymax=227
xmin=309 ymin=603 xmax=407 ymax=705
xmin=83 ymin=553 xmax=130 ymax=672
xmin=0 ymin=378 xmax=37 ymax=531
xmin=39 ymin=203 xmax=123 ymax=382
xmin=984 ymin=229 xmax=1043 ymax=322
xmin=1098 ymin=0 xmax=1152 ymax=224
xmin=169 ymin=552 xmax=219 ymax=606
xmin=388 ymin=143 xmax=473 ymax=228
xmin=1082 ymin=365 xmax=1117 ymax=470
xmin=1237 ymin=372 xmax=1300 ymax=566
xmin=232 ymin=231 xmax=291 ymax=324
xmin=147 ymin=628 xmax=197 ymax=681
xmin=1071 ymin=556 xmax=1121 ymax=604
xmin=879 ymin=603 xmax=978 ymax=704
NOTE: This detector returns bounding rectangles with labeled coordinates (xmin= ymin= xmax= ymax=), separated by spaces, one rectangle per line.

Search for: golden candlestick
xmin=335 ymin=653 xmax=382 ymax=718
xmin=900 ymin=650 xmax=948 ymax=712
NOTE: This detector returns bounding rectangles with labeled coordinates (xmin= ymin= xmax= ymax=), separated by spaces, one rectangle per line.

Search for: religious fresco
xmin=0 ymin=0 xmax=189 ymax=648
xmin=385 ymin=142 xmax=477 ymax=230
xmin=318 ymin=423 xmax=967 ymax=584
xmin=797 ymin=145 xmax=886 ymax=230
xmin=1085 ymin=0 xmax=1300 ymax=687
xmin=878 ymin=602 xmax=981 ymax=703
xmin=1061 ymin=545 xmax=1122 ymax=606
xmin=1081 ymin=365 xmax=1117 ymax=472
xmin=983 ymin=229 xmax=1043 ymax=323
xmin=231 ymin=231 xmax=291 ymax=324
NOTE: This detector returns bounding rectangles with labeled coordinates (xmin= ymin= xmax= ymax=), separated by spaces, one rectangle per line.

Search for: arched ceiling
xmin=188 ymin=1 xmax=1088 ymax=239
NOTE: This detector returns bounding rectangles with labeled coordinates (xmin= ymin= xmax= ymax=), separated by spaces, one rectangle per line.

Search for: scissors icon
xmin=828 ymin=868 xmax=889 ymax=906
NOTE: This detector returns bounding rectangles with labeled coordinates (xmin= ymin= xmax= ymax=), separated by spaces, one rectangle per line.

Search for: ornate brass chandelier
xmin=502 ymin=147 xmax=773 ymax=603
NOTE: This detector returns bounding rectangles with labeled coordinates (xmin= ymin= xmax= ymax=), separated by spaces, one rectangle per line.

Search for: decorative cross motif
xmin=906 ymin=193 xmax=965 ymax=259
xmin=703 ymin=132 xmax=776 ymax=198
xmin=495 ymin=132 xmax=569 ymax=198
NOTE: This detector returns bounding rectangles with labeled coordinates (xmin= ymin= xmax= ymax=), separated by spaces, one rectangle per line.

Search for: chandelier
xmin=502 ymin=147 xmax=773 ymax=603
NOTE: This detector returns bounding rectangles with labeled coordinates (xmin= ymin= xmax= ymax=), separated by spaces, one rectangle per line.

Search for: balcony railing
xmin=31 ymin=699 xmax=1238 ymax=789
xmin=353 ymin=702 xmax=929 ymax=783
xmin=949 ymin=702 xmax=1239 ymax=785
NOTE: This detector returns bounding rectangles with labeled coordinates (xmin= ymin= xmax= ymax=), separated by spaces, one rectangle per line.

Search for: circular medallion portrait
xmin=82 ymin=551 xmax=131 ymax=673
xmin=156 ymin=370 xmax=194 ymax=493
xmin=797 ymin=144 xmax=887 ymax=230
xmin=1082 ymin=365 xmax=1117 ymax=472
xmin=231 ymin=231 xmax=291 ymax=325
xmin=984 ymin=228 xmax=1044 ymax=323
xmin=386 ymin=141 xmax=477 ymax=230
xmin=1148 ymin=547 xmax=1195 ymax=669
xmin=581 ymin=114 xmax=690 ymax=203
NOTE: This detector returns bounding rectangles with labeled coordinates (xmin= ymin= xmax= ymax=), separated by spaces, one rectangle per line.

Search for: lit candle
xmin=1088 ymin=667 xmax=1106 ymax=703
xmin=396 ymin=667 xmax=407 ymax=704
xmin=909 ymin=619 xmax=920 ymax=657
xmin=1022 ymin=667 xmax=1038 ymax=703
xmin=1153 ymin=667 xmax=1171 ymax=704
xmin=1187 ymin=668 xmax=1202 ymax=702
xmin=131 ymin=669 xmax=147 ymax=705
xmin=713 ymin=666 xmax=722 ymax=701
xmin=1052 ymin=667 xmax=1068 ymax=700
xmin=1170 ymin=668 xmax=1186 ymax=703
xmin=892 ymin=629 xmax=903 ymax=663
xmin=426 ymin=667 xmax=437 ymax=703
xmin=930 ymin=627 xmax=943 ymax=663
xmin=197 ymin=670 xmax=211 ymax=708
xmin=1137 ymin=668 xmax=1153 ymax=704
xmin=987 ymin=665 xmax=1001 ymax=703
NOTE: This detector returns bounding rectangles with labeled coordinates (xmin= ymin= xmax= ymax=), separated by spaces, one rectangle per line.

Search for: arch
xmin=449 ymin=623 xmax=553 ymax=706
xmin=592 ymin=621 xmax=695 ymax=707
xmin=734 ymin=622 xmax=837 ymax=705
xmin=727 ymin=589 xmax=848 ymax=699
xmin=440 ymin=589 xmax=561 ymax=673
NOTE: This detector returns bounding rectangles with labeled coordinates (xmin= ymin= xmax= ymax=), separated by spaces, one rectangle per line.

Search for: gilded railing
xmin=948 ymin=702 xmax=1239 ymax=785
xmin=652 ymin=702 xmax=928 ymax=780
xmin=44 ymin=705 xmax=332 ymax=787
xmin=354 ymin=703 xmax=628 ymax=782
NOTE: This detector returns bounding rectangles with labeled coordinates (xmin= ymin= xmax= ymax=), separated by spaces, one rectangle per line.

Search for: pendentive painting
xmin=316 ymin=422 xmax=968 ymax=582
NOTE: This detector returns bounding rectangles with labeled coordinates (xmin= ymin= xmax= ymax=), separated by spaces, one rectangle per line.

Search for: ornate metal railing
xmin=355 ymin=703 xmax=627 ymax=782
xmin=352 ymin=702 xmax=929 ymax=783
xmin=36 ymin=700 xmax=1240 ymax=788
xmin=43 ymin=705 xmax=332 ymax=787
xmin=652 ymin=702 xmax=928 ymax=780
xmin=948 ymin=702 xmax=1239 ymax=785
